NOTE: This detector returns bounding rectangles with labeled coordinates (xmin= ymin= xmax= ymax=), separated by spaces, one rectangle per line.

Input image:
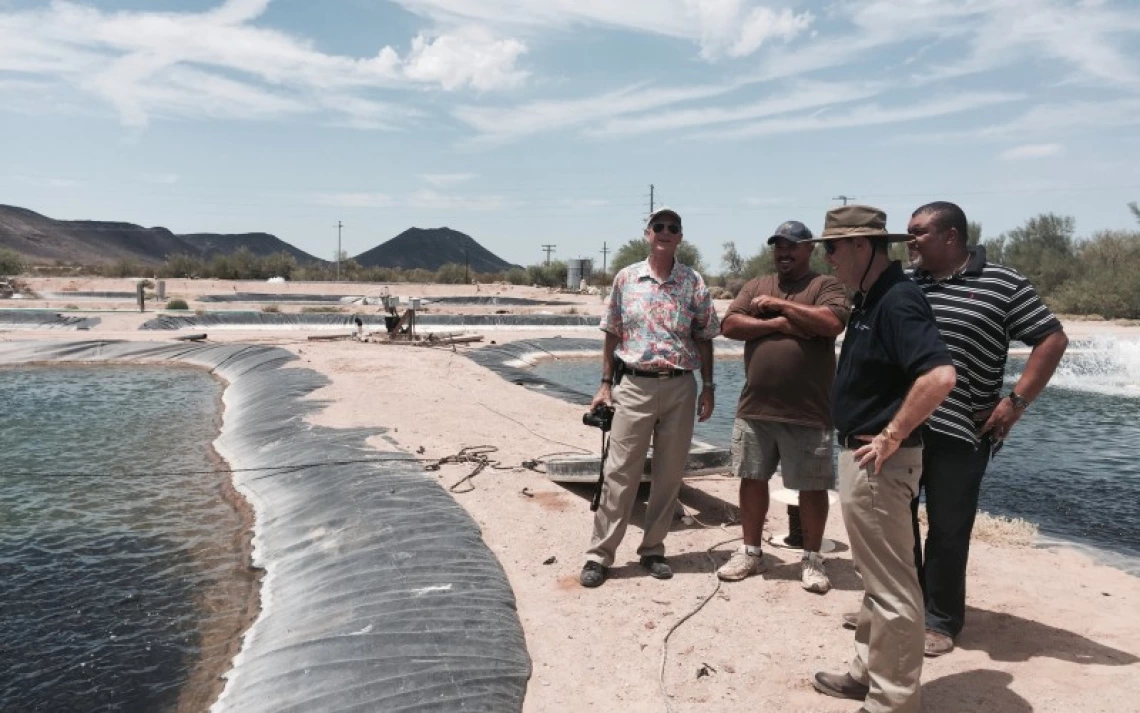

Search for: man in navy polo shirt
xmin=808 ymin=205 xmax=956 ymax=713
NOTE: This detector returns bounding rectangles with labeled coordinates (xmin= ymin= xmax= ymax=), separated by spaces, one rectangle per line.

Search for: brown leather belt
xmin=625 ymin=367 xmax=692 ymax=379
xmin=838 ymin=433 xmax=923 ymax=449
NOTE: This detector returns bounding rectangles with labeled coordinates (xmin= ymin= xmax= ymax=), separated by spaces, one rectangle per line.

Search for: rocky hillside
xmin=354 ymin=227 xmax=517 ymax=272
xmin=0 ymin=205 xmax=322 ymax=266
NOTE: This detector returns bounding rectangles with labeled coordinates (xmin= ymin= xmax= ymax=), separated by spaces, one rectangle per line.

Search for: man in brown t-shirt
xmin=719 ymin=220 xmax=850 ymax=593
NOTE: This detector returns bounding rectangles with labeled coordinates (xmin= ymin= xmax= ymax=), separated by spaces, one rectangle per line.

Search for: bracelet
xmin=600 ymin=377 xmax=613 ymax=385
xmin=880 ymin=426 xmax=901 ymax=442
xmin=702 ymin=381 xmax=716 ymax=391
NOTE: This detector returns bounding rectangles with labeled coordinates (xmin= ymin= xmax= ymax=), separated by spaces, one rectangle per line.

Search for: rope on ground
xmin=657 ymin=534 xmax=741 ymax=713
xmin=424 ymin=445 xmax=515 ymax=493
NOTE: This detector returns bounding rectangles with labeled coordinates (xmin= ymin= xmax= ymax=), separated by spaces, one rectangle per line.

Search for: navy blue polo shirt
xmin=833 ymin=261 xmax=953 ymax=439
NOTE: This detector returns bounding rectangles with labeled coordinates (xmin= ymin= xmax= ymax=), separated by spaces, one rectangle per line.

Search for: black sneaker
xmin=639 ymin=555 xmax=673 ymax=580
xmin=579 ymin=561 xmax=608 ymax=588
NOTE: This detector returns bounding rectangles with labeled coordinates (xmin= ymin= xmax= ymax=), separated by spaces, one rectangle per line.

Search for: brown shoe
xmin=925 ymin=629 xmax=954 ymax=657
xmin=841 ymin=611 xmax=859 ymax=629
xmin=812 ymin=671 xmax=870 ymax=701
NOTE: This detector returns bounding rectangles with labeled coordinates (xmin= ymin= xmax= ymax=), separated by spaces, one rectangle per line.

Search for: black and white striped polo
xmin=909 ymin=246 xmax=1062 ymax=446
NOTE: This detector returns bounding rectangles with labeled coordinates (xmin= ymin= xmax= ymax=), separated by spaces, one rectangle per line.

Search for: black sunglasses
xmin=651 ymin=223 xmax=681 ymax=235
xmin=823 ymin=239 xmax=845 ymax=255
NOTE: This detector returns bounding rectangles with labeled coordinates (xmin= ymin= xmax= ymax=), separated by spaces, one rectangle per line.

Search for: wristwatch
xmin=1008 ymin=390 xmax=1030 ymax=411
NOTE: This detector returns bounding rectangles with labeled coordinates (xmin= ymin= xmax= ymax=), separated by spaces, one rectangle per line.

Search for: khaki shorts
xmin=730 ymin=418 xmax=836 ymax=491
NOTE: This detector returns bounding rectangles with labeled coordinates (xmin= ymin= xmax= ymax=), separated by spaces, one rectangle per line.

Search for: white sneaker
xmin=801 ymin=551 xmax=831 ymax=594
xmin=717 ymin=547 xmax=767 ymax=581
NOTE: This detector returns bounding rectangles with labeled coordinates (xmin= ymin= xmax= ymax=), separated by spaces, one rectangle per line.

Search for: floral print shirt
xmin=601 ymin=259 xmax=720 ymax=371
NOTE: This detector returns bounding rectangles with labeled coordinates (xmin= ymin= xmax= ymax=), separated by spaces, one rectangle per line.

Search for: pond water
xmin=0 ymin=366 xmax=257 ymax=712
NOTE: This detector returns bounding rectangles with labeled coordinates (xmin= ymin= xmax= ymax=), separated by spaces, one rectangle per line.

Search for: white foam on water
xmin=1007 ymin=335 xmax=1140 ymax=398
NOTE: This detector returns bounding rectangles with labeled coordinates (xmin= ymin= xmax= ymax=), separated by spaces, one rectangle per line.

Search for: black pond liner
xmin=0 ymin=341 xmax=530 ymax=713
xmin=41 ymin=291 xmax=138 ymax=299
xmin=140 ymin=313 xmax=601 ymax=330
xmin=0 ymin=310 xmax=101 ymax=330
xmin=424 ymin=296 xmax=566 ymax=307
xmin=198 ymin=293 xmax=361 ymax=303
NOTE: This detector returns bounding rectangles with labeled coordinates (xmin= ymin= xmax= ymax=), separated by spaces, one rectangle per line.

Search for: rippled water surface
xmin=0 ymin=366 xmax=256 ymax=712
xmin=533 ymin=340 xmax=1140 ymax=565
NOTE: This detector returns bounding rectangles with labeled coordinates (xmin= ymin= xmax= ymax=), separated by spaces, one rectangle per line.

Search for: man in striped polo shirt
xmin=905 ymin=201 xmax=1069 ymax=656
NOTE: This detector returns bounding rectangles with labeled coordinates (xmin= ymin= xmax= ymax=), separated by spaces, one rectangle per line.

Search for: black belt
xmin=625 ymin=367 xmax=692 ymax=379
xmin=838 ymin=433 xmax=923 ymax=449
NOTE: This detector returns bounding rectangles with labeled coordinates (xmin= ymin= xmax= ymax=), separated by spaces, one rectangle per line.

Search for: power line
xmin=833 ymin=194 xmax=854 ymax=205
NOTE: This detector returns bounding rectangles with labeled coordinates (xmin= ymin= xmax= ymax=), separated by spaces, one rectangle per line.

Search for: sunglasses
xmin=651 ymin=223 xmax=681 ymax=235
xmin=823 ymin=239 xmax=845 ymax=255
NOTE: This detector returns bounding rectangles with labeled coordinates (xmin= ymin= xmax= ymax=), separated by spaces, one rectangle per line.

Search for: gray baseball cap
xmin=767 ymin=220 xmax=813 ymax=245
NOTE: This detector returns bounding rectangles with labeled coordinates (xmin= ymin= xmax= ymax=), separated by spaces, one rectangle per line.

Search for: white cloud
xmin=0 ymin=0 xmax=528 ymax=128
xmin=454 ymin=82 xmax=740 ymax=144
xmin=393 ymin=0 xmax=812 ymax=59
xmin=1000 ymin=143 xmax=1064 ymax=160
xmin=313 ymin=190 xmax=511 ymax=212
xmin=588 ymin=80 xmax=885 ymax=138
xmin=421 ymin=173 xmax=478 ymax=186
xmin=17 ymin=175 xmax=82 ymax=188
xmin=689 ymin=91 xmax=1025 ymax=141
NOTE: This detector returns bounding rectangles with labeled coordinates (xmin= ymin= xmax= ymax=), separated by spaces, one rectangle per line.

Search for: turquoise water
xmin=533 ymin=344 xmax=1140 ymax=565
xmin=0 ymin=366 xmax=256 ymax=712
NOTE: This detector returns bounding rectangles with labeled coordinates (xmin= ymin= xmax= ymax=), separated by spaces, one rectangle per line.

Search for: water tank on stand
xmin=566 ymin=258 xmax=593 ymax=290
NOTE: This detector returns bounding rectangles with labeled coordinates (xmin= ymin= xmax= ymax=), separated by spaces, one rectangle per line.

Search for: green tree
xmin=721 ymin=241 xmax=743 ymax=277
xmin=967 ymin=221 xmax=983 ymax=247
xmin=0 ymin=248 xmax=25 ymax=275
xmin=1129 ymin=201 xmax=1140 ymax=225
xmin=263 ymin=252 xmax=297 ymax=280
xmin=610 ymin=239 xmax=705 ymax=274
xmin=998 ymin=213 xmax=1075 ymax=294
xmin=435 ymin=262 xmax=468 ymax=284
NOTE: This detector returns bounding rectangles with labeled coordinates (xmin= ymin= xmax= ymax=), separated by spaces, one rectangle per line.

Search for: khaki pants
xmin=586 ymin=373 xmax=697 ymax=567
xmin=839 ymin=446 xmax=924 ymax=713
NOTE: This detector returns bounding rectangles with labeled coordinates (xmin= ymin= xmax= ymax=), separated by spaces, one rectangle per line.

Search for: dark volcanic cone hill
xmin=353 ymin=227 xmax=518 ymax=272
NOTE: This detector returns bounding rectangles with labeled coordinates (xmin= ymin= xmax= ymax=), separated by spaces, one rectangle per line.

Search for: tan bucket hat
xmin=807 ymin=204 xmax=911 ymax=243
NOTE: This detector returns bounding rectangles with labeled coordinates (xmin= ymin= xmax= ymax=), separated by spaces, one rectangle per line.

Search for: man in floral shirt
xmin=580 ymin=206 xmax=720 ymax=588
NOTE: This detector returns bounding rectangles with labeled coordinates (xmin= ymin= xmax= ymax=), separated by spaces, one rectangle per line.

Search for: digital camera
xmin=582 ymin=404 xmax=614 ymax=432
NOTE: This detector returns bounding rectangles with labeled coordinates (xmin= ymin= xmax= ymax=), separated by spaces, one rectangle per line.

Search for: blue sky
xmin=2 ymin=0 xmax=1139 ymax=269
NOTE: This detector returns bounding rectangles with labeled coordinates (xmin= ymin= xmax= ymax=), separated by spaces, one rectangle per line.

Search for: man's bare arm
xmin=779 ymin=302 xmax=845 ymax=338
xmin=591 ymin=332 xmax=621 ymax=408
xmin=721 ymin=313 xmax=798 ymax=340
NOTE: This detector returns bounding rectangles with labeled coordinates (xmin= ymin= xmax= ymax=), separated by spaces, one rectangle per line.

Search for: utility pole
xmin=833 ymin=195 xmax=853 ymax=206
xmin=336 ymin=221 xmax=343 ymax=281
xmin=541 ymin=244 xmax=556 ymax=265
xmin=464 ymin=248 xmax=469 ymax=284
xmin=600 ymin=241 xmax=610 ymax=276
xmin=649 ymin=184 xmax=655 ymax=215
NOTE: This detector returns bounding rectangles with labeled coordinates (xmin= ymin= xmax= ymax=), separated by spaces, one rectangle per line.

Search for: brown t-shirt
xmin=726 ymin=272 xmax=850 ymax=428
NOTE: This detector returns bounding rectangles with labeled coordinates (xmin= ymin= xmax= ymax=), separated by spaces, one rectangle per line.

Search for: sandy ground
xmin=3 ymin=280 xmax=1139 ymax=713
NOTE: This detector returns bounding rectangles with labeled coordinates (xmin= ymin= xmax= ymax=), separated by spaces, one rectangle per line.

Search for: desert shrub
xmin=165 ymin=299 xmax=189 ymax=310
xmin=261 ymin=304 xmax=281 ymax=313
xmin=0 ymin=248 xmax=25 ymax=275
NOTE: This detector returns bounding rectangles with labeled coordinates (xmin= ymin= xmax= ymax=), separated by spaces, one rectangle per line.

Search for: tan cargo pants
xmin=585 ymin=373 xmax=697 ymax=567
xmin=839 ymin=445 xmax=924 ymax=713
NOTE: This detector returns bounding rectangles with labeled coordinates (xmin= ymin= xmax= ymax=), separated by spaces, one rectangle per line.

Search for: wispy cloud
xmin=392 ymin=0 xmax=813 ymax=59
xmin=17 ymin=175 xmax=82 ymax=188
xmin=420 ymin=173 xmax=478 ymax=186
xmin=0 ymin=0 xmax=528 ymax=128
xmin=141 ymin=173 xmax=180 ymax=185
xmin=687 ymin=91 xmax=1026 ymax=141
xmin=454 ymin=82 xmax=740 ymax=144
xmin=1000 ymin=143 xmax=1064 ymax=160
xmin=587 ymin=80 xmax=884 ymax=138
xmin=312 ymin=190 xmax=511 ymax=212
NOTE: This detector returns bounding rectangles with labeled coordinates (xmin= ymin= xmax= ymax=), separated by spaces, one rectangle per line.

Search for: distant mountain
xmin=354 ymin=227 xmax=518 ymax=273
xmin=0 ymin=205 xmax=323 ymax=265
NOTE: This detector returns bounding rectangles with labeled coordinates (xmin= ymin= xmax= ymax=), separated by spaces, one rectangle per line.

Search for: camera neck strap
xmin=589 ymin=429 xmax=611 ymax=512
